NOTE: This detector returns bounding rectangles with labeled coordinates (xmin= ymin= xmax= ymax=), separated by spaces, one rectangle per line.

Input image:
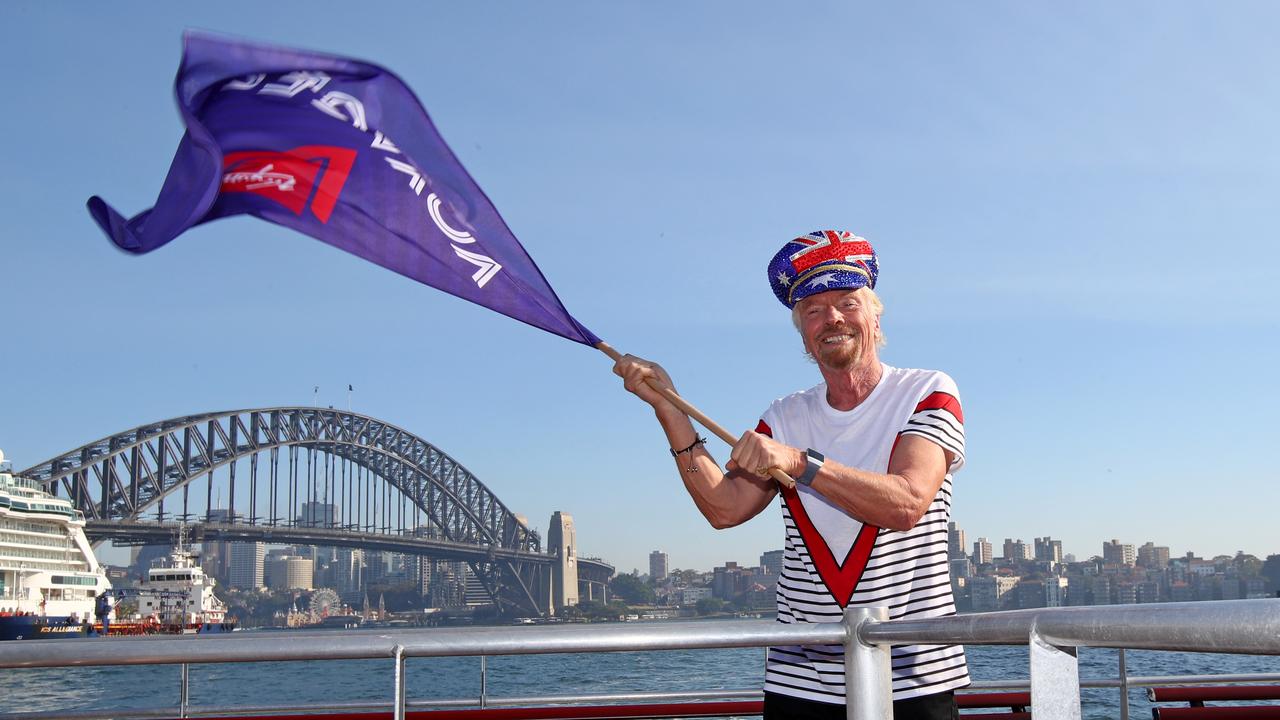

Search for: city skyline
xmin=636 ymin=530 xmax=1278 ymax=577
xmin=4 ymin=3 xmax=1279 ymax=575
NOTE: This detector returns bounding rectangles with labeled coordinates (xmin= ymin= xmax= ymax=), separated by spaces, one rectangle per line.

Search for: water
xmin=1 ymin=630 xmax=1276 ymax=719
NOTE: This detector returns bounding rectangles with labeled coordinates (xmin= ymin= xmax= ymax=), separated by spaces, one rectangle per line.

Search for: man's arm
xmin=614 ymin=354 xmax=778 ymax=529
xmin=729 ymin=431 xmax=951 ymax=531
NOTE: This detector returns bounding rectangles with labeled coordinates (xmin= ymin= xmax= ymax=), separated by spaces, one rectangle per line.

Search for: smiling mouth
xmin=821 ymin=334 xmax=854 ymax=345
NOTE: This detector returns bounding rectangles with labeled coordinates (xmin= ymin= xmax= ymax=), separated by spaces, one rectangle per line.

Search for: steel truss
xmin=20 ymin=408 xmax=553 ymax=615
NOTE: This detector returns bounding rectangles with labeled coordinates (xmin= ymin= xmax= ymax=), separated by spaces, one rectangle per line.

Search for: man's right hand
xmin=612 ymin=354 xmax=684 ymax=419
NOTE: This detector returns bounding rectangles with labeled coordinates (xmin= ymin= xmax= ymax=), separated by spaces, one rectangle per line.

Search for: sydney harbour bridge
xmin=18 ymin=407 xmax=613 ymax=616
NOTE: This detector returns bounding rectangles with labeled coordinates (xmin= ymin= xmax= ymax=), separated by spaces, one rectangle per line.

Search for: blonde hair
xmin=791 ymin=287 xmax=887 ymax=348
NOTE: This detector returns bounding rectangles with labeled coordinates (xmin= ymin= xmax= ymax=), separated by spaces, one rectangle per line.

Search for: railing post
xmin=480 ymin=655 xmax=488 ymax=708
xmin=179 ymin=662 xmax=189 ymax=719
xmin=1029 ymin=631 xmax=1081 ymax=720
xmin=1118 ymin=648 xmax=1129 ymax=720
xmin=844 ymin=606 xmax=892 ymax=720
xmin=392 ymin=644 xmax=406 ymax=720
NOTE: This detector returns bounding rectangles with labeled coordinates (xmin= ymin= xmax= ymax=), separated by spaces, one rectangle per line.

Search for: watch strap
xmin=797 ymin=448 xmax=825 ymax=486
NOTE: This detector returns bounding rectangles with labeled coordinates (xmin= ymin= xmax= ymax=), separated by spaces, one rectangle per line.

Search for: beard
xmin=810 ymin=329 xmax=864 ymax=371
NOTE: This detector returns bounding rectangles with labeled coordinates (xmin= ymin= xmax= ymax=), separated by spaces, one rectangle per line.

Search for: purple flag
xmin=88 ymin=31 xmax=599 ymax=346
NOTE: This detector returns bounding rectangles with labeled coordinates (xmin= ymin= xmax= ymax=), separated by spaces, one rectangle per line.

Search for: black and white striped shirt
xmin=758 ymin=364 xmax=968 ymax=704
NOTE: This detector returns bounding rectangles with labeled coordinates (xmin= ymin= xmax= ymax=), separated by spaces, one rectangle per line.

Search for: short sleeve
xmin=757 ymin=398 xmax=784 ymax=441
xmin=899 ymin=374 xmax=965 ymax=473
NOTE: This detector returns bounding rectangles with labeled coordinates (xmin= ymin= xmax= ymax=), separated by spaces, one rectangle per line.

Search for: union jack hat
xmin=768 ymin=230 xmax=879 ymax=308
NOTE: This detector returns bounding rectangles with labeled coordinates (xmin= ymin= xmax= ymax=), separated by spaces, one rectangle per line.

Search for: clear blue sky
xmin=2 ymin=2 xmax=1277 ymax=574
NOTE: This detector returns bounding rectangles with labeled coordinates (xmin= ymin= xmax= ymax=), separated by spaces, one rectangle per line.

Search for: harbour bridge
xmin=19 ymin=407 xmax=613 ymax=616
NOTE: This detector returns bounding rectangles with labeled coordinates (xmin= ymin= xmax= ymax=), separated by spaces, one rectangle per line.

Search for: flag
xmin=88 ymin=31 xmax=599 ymax=346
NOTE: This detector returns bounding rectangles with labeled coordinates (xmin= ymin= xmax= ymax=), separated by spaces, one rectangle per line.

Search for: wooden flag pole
xmin=596 ymin=341 xmax=796 ymax=489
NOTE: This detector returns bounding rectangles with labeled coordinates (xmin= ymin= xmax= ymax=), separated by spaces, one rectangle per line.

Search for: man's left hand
xmin=727 ymin=430 xmax=804 ymax=480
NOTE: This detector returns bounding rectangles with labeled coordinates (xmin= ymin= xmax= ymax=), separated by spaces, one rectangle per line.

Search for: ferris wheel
xmin=309 ymin=588 xmax=341 ymax=618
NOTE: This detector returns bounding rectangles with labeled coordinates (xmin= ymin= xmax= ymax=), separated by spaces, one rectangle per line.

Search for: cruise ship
xmin=0 ymin=448 xmax=112 ymax=640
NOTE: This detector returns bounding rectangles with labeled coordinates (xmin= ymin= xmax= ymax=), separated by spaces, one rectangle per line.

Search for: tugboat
xmin=0 ymin=448 xmax=112 ymax=640
xmin=108 ymin=529 xmax=236 ymax=634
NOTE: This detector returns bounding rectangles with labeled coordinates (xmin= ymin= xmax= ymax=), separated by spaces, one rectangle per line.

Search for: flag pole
xmin=595 ymin=341 xmax=796 ymax=489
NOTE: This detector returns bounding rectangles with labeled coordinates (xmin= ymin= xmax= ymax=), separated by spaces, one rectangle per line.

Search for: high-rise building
xmin=712 ymin=562 xmax=750 ymax=600
xmin=1137 ymin=542 xmax=1170 ymax=569
xmin=423 ymin=559 xmax=468 ymax=608
xmin=972 ymin=538 xmax=993 ymax=565
xmin=228 ymin=541 xmax=265 ymax=590
xmin=970 ymin=576 xmax=1019 ymax=612
xmin=1044 ymin=576 xmax=1069 ymax=607
xmin=202 ymin=509 xmax=240 ymax=583
xmin=1092 ymin=575 xmax=1114 ymax=604
xmin=1034 ymin=537 xmax=1063 ymax=564
xmin=462 ymin=565 xmax=490 ymax=606
xmin=266 ymin=552 xmax=314 ymax=590
xmin=649 ymin=551 xmax=669 ymax=581
xmin=947 ymin=522 xmax=967 ymax=560
xmin=1103 ymin=539 xmax=1136 ymax=567
xmin=299 ymin=501 xmax=338 ymax=528
xmin=332 ymin=547 xmax=364 ymax=601
xmin=760 ymin=550 xmax=785 ymax=580
xmin=1002 ymin=538 xmax=1032 ymax=562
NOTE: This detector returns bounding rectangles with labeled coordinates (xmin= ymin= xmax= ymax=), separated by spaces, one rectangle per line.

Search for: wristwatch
xmin=796 ymin=448 xmax=825 ymax=486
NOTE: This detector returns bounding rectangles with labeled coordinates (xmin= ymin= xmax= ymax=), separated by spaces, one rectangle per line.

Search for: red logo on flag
xmin=221 ymin=146 xmax=357 ymax=223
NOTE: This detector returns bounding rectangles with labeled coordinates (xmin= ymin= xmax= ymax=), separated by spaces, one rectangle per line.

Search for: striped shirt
xmin=758 ymin=364 xmax=969 ymax=704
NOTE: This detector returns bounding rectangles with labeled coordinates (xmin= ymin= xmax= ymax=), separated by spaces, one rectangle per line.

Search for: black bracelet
xmin=670 ymin=436 xmax=707 ymax=457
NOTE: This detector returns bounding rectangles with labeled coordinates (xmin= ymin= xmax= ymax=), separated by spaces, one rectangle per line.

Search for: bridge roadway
xmin=87 ymin=521 xmax=558 ymax=565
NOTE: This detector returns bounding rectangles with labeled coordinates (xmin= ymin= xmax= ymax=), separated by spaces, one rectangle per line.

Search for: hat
xmin=768 ymin=230 xmax=879 ymax=308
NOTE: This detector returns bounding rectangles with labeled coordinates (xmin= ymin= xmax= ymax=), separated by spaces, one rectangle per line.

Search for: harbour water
xmin=1 ymin=628 xmax=1276 ymax=719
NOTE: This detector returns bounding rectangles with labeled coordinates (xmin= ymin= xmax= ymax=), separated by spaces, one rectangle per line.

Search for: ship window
xmin=51 ymin=575 xmax=98 ymax=586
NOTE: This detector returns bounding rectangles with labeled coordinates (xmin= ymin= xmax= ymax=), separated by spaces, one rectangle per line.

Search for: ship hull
xmin=95 ymin=620 xmax=238 ymax=636
xmin=0 ymin=616 xmax=236 ymax=640
xmin=0 ymin=615 xmax=89 ymax=641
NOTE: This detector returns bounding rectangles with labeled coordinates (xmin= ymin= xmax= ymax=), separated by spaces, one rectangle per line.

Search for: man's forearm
xmin=654 ymin=408 xmax=776 ymax=529
xmin=803 ymin=435 xmax=948 ymax=531
xmin=807 ymin=465 xmax=931 ymax=531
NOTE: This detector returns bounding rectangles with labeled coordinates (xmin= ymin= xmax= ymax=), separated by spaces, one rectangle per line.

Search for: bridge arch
xmin=21 ymin=408 xmax=554 ymax=615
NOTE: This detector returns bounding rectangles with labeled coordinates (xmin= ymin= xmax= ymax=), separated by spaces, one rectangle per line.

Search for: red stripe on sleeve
xmin=913 ymin=391 xmax=964 ymax=424
xmin=755 ymin=419 xmax=773 ymax=437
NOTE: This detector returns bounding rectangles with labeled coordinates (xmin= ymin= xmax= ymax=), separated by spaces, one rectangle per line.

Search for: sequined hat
xmin=768 ymin=230 xmax=879 ymax=308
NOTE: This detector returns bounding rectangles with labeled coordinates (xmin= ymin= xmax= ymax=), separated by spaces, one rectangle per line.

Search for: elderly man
xmin=614 ymin=231 xmax=967 ymax=720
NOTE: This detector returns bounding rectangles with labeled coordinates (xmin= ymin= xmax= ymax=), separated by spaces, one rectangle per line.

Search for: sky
xmin=1 ymin=1 xmax=1278 ymax=574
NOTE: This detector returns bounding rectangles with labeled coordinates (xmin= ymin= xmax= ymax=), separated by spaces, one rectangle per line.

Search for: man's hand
xmin=612 ymin=352 xmax=778 ymax=528
xmin=727 ymin=430 xmax=804 ymax=480
xmin=612 ymin=354 xmax=684 ymax=419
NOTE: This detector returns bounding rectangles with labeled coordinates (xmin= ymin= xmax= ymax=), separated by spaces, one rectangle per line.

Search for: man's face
xmin=796 ymin=288 xmax=879 ymax=372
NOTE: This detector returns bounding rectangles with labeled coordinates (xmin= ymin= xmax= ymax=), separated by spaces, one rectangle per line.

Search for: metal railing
xmin=0 ymin=598 xmax=1276 ymax=720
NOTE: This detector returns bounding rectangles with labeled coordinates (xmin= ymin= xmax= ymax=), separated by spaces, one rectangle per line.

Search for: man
xmin=614 ymin=231 xmax=967 ymax=720
xmin=95 ymin=592 xmax=112 ymax=637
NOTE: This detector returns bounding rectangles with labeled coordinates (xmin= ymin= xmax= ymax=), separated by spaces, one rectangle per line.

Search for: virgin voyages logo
xmin=220 ymin=145 xmax=356 ymax=223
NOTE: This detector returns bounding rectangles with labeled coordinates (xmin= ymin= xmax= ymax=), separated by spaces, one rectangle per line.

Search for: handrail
xmin=0 ymin=619 xmax=845 ymax=668
xmin=0 ymin=599 xmax=1276 ymax=720
xmin=860 ymin=600 xmax=1280 ymax=655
